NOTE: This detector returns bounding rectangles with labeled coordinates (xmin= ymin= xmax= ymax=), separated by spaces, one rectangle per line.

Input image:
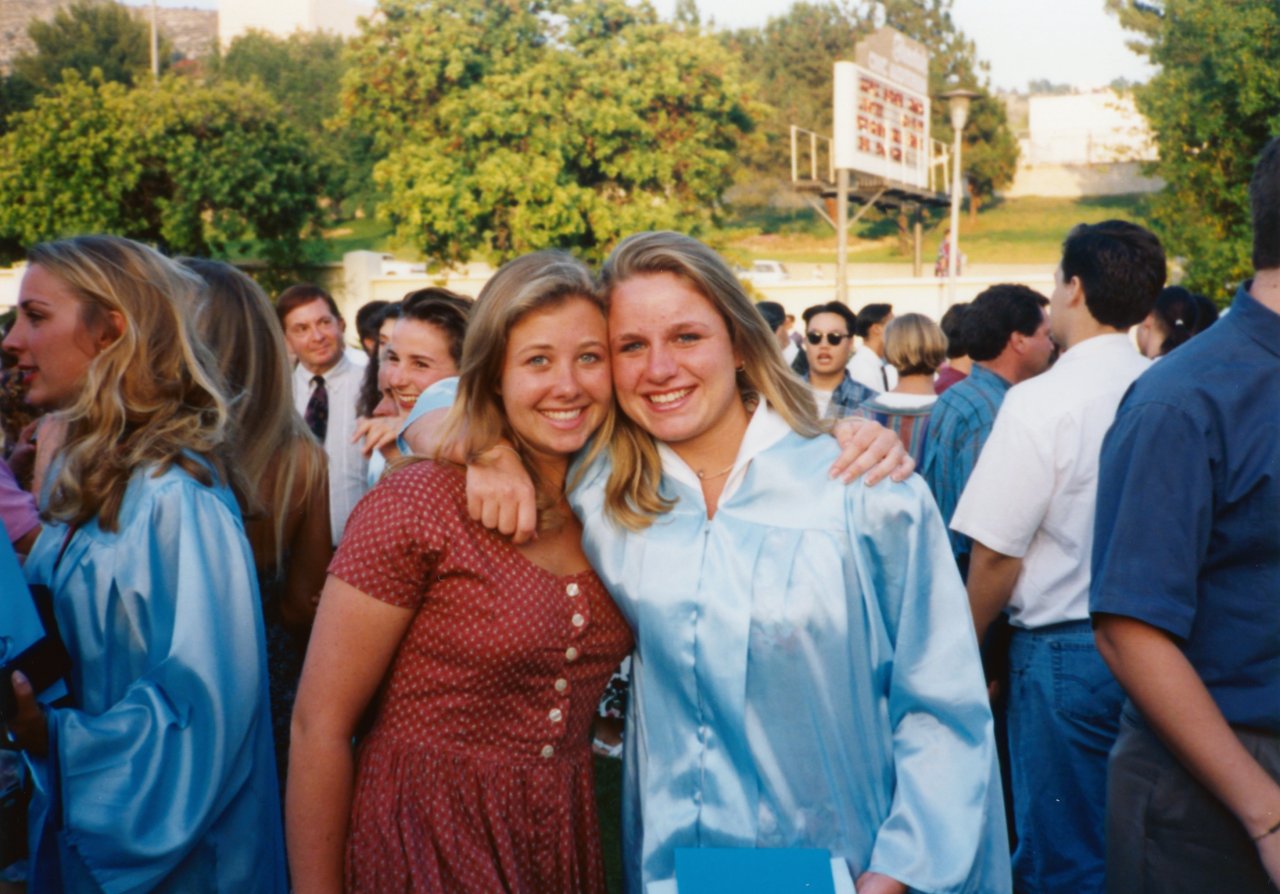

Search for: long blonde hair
xmin=437 ymin=250 xmax=614 ymax=532
xmin=598 ymin=230 xmax=823 ymax=530
xmin=34 ymin=236 xmax=234 ymax=531
xmin=185 ymin=258 xmax=326 ymax=571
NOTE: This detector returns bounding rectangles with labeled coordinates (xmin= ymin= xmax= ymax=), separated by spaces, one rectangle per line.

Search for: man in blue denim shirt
xmin=921 ymin=284 xmax=1052 ymax=574
xmin=1092 ymin=137 xmax=1280 ymax=893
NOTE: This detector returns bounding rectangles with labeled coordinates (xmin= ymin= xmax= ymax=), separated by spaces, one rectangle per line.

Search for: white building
xmin=218 ymin=0 xmax=373 ymax=47
xmin=1005 ymin=90 xmax=1163 ymax=198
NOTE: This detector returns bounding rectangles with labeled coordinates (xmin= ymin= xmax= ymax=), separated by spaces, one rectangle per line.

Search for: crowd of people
xmin=0 ymin=136 xmax=1277 ymax=894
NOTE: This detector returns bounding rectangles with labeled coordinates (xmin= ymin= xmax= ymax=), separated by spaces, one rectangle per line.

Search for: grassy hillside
xmin=719 ymin=194 xmax=1153 ymax=267
xmin=311 ymin=194 xmax=1154 ymax=267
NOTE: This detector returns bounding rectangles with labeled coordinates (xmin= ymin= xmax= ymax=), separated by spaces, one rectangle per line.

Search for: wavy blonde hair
xmin=34 ymin=236 xmax=234 ymax=532
xmin=437 ymin=250 xmax=615 ymax=533
xmin=598 ymin=231 xmax=824 ymax=530
xmin=185 ymin=258 xmax=326 ymax=572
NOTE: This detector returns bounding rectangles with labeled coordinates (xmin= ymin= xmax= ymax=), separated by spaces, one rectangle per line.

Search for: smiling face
xmin=608 ymin=272 xmax=749 ymax=467
xmin=2 ymin=263 xmax=107 ymax=409
xmin=282 ymin=297 xmax=345 ymax=374
xmin=384 ymin=317 xmax=459 ymax=416
xmin=501 ymin=296 xmax=612 ymax=472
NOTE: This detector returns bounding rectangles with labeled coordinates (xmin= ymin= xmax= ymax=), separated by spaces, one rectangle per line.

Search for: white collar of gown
xmin=655 ymin=399 xmax=791 ymax=507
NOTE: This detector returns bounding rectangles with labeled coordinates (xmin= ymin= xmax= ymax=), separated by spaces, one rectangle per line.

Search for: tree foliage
xmin=0 ymin=75 xmax=324 ymax=264
xmin=341 ymin=0 xmax=762 ymax=265
xmin=1115 ymin=0 xmax=1280 ymax=296
xmin=210 ymin=29 xmax=376 ymax=212
xmin=12 ymin=0 xmax=173 ymax=92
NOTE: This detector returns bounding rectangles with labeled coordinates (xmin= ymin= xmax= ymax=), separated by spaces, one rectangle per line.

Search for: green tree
xmin=1112 ymin=0 xmax=1280 ymax=296
xmin=0 ymin=75 xmax=324 ymax=264
xmin=13 ymin=0 xmax=173 ymax=92
xmin=211 ymin=29 xmax=375 ymax=213
xmin=341 ymin=0 xmax=761 ymax=264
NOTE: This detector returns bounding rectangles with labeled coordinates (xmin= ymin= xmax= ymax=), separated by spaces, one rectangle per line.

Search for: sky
xmin=127 ymin=0 xmax=1154 ymax=93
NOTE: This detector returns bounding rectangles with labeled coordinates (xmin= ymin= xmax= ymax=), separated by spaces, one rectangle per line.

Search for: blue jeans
xmin=1007 ymin=621 xmax=1123 ymax=894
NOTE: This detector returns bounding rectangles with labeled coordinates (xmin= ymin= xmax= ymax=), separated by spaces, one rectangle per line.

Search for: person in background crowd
xmin=848 ymin=302 xmax=898 ymax=392
xmin=1 ymin=235 xmax=285 ymax=893
xmin=922 ymin=284 xmax=1053 ymax=576
xmin=1134 ymin=285 xmax=1214 ymax=359
xmin=355 ymin=302 xmax=401 ymax=420
xmin=352 ymin=288 xmax=470 ymax=473
xmin=954 ymin=221 xmax=1166 ymax=894
xmin=797 ymin=301 xmax=877 ymax=419
xmin=856 ymin=312 xmax=946 ymax=463
xmin=1092 ymin=136 xmax=1280 ymax=893
xmin=935 ymin=301 xmax=972 ymax=394
xmin=278 ymin=283 xmax=368 ymax=545
xmin=755 ymin=300 xmax=799 ymax=367
xmin=288 ymin=251 xmax=632 ymax=893
xmin=186 ymin=258 xmax=332 ymax=792
xmin=355 ymin=299 xmax=391 ymax=358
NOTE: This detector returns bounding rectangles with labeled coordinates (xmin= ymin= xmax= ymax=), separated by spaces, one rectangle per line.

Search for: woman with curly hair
xmin=1 ymin=236 xmax=286 ymax=893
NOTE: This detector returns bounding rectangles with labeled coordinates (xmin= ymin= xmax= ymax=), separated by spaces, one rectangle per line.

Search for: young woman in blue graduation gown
xmin=1 ymin=236 xmax=286 ymax=893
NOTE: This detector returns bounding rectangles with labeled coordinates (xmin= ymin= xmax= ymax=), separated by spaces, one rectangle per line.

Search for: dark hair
xmin=355 ymin=300 xmax=390 ymax=353
xmin=755 ymin=300 xmax=786 ymax=332
xmin=802 ymin=301 xmax=857 ymax=333
xmin=400 ymin=287 xmax=472 ymax=367
xmin=854 ymin=303 xmax=892 ymax=338
xmin=276 ymin=283 xmax=341 ymax=326
xmin=939 ymin=302 xmax=969 ymax=359
xmin=1150 ymin=286 xmax=1210 ymax=356
xmin=355 ymin=302 xmax=402 ymax=418
xmin=1060 ymin=220 xmax=1166 ymax=329
xmin=1251 ymin=136 xmax=1280 ymax=270
xmin=964 ymin=284 xmax=1048 ymax=362
xmin=1192 ymin=291 xmax=1219 ymax=332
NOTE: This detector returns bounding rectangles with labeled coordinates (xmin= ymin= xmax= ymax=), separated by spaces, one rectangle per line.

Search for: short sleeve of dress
xmin=329 ymin=462 xmax=454 ymax=609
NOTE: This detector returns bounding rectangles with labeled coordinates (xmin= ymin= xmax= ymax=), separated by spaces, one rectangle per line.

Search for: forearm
xmin=286 ymin=724 xmax=354 ymax=893
xmin=1094 ymin=615 xmax=1280 ymax=836
xmin=966 ymin=541 xmax=1021 ymax=642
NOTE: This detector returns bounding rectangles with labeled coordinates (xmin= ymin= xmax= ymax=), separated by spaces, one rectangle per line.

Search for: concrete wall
xmin=219 ymin=0 xmax=371 ymax=46
xmin=1005 ymin=160 xmax=1163 ymax=198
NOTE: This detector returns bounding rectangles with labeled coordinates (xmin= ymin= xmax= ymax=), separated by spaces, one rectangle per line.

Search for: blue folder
xmin=675 ymin=847 xmax=838 ymax=894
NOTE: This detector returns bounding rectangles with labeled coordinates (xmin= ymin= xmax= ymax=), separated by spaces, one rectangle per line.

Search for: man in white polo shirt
xmin=951 ymin=220 xmax=1166 ymax=894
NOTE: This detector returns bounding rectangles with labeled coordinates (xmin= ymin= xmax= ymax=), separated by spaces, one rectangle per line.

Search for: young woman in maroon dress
xmin=286 ymin=251 xmax=633 ymax=893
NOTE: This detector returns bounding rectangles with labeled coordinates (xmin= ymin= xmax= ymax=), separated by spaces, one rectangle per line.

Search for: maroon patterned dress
xmin=329 ymin=461 xmax=634 ymax=893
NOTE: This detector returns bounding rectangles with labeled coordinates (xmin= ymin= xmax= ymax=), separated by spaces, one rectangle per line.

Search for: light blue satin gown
xmin=570 ymin=405 xmax=1010 ymax=894
xmin=21 ymin=464 xmax=287 ymax=893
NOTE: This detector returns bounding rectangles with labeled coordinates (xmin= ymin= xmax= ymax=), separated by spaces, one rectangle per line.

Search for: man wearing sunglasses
xmin=798 ymin=301 xmax=877 ymax=419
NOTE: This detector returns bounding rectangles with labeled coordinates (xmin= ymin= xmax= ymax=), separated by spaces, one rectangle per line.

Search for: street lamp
xmin=940 ymin=88 xmax=979 ymax=304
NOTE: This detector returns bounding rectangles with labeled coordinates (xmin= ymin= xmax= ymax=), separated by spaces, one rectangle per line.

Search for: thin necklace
xmin=696 ymin=461 xmax=736 ymax=481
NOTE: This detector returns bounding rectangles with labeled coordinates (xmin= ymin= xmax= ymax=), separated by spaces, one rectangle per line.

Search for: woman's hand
xmin=4 ymin=671 xmax=49 ymax=757
xmin=352 ymin=416 xmax=402 ymax=460
xmin=855 ymin=871 xmax=908 ymax=894
xmin=829 ymin=417 xmax=914 ymax=485
xmin=466 ymin=445 xmax=537 ymax=544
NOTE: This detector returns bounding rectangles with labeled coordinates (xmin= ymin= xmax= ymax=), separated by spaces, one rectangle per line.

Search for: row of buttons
xmin=543 ymin=582 xmax=584 ymax=759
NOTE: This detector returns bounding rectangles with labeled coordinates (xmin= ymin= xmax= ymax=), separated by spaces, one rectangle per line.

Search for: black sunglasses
xmin=807 ymin=331 xmax=851 ymax=346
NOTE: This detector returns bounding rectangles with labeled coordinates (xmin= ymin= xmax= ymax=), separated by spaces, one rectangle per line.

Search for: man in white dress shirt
xmin=277 ymin=284 xmax=368 ymax=545
xmin=951 ymin=221 xmax=1166 ymax=894
xmin=848 ymin=302 xmax=898 ymax=392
